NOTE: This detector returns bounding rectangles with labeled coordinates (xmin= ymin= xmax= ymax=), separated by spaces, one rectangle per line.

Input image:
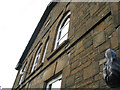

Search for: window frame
xmin=41 ymin=38 xmax=49 ymax=63
xmin=19 ymin=62 xmax=27 ymax=85
xmin=46 ymin=74 xmax=62 ymax=90
xmin=31 ymin=45 xmax=42 ymax=72
xmin=54 ymin=11 xmax=71 ymax=50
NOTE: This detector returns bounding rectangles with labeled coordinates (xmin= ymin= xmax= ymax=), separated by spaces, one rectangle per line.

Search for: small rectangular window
xmin=46 ymin=75 xmax=62 ymax=90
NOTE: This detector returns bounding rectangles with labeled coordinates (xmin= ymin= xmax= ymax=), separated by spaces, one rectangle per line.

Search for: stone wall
xmin=13 ymin=2 xmax=120 ymax=89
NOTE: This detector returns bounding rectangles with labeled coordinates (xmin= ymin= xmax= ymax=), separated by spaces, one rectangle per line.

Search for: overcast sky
xmin=0 ymin=0 xmax=51 ymax=88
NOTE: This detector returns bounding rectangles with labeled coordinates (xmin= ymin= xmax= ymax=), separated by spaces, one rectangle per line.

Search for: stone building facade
xmin=13 ymin=1 xmax=120 ymax=89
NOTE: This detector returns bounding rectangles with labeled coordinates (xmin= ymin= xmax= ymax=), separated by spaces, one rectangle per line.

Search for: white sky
xmin=0 ymin=0 xmax=51 ymax=88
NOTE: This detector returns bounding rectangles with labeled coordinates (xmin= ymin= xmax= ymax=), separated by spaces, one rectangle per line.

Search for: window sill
xmin=25 ymin=63 xmax=43 ymax=81
xmin=47 ymin=39 xmax=69 ymax=60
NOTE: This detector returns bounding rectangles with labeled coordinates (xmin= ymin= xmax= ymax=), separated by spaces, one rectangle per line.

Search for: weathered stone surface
xmin=71 ymin=60 xmax=79 ymax=70
xmin=76 ymin=78 xmax=94 ymax=88
xmin=110 ymin=2 xmax=120 ymax=28
xmin=98 ymin=41 xmax=110 ymax=53
xmin=94 ymin=72 xmax=103 ymax=81
xmin=74 ymin=71 xmax=83 ymax=84
xmin=83 ymin=61 xmax=99 ymax=79
xmin=71 ymin=60 xmax=91 ymax=75
xmin=111 ymin=31 xmax=119 ymax=49
xmin=93 ymin=31 xmax=106 ymax=47
xmin=55 ymin=55 xmax=69 ymax=74
xmin=100 ymin=79 xmax=107 ymax=87
xmin=42 ymin=62 xmax=56 ymax=81
xmin=85 ymin=81 xmax=99 ymax=88
xmin=66 ymin=75 xmax=75 ymax=87
xmin=13 ymin=2 xmax=120 ymax=89
xmin=94 ymin=52 xmax=105 ymax=62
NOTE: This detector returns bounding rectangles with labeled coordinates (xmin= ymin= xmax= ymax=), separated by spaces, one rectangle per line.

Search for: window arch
xmin=54 ymin=11 xmax=71 ymax=50
xmin=41 ymin=37 xmax=49 ymax=63
xmin=31 ymin=45 xmax=42 ymax=72
xmin=19 ymin=62 xmax=27 ymax=85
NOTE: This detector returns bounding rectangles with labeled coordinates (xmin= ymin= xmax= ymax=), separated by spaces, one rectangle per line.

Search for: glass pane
xmin=19 ymin=75 xmax=23 ymax=85
xmin=64 ymin=18 xmax=70 ymax=28
xmin=35 ymin=57 xmax=39 ymax=64
xmin=59 ymin=33 xmax=68 ymax=45
xmin=31 ymin=46 xmax=42 ymax=72
xmin=42 ymin=39 xmax=49 ymax=63
xmin=60 ymin=23 xmax=69 ymax=38
xmin=51 ymin=80 xmax=61 ymax=90
xmin=61 ymin=17 xmax=70 ymax=29
xmin=54 ymin=12 xmax=70 ymax=50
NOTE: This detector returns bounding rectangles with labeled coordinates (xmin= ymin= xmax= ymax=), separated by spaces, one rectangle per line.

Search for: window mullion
xmin=42 ymin=39 xmax=49 ymax=63
xmin=57 ymin=32 xmax=68 ymax=42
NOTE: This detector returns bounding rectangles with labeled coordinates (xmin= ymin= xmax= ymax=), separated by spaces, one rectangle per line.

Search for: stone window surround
xmin=19 ymin=62 xmax=27 ymax=85
xmin=41 ymin=37 xmax=49 ymax=63
xmin=44 ymin=17 xmax=51 ymax=30
xmin=30 ymin=37 xmax=48 ymax=73
xmin=31 ymin=44 xmax=42 ymax=72
xmin=29 ymin=36 xmax=50 ymax=73
xmin=46 ymin=74 xmax=62 ymax=89
xmin=54 ymin=11 xmax=71 ymax=50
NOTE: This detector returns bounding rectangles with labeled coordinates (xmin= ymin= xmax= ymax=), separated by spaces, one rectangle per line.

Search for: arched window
xmin=54 ymin=11 xmax=71 ymax=50
xmin=31 ymin=45 xmax=42 ymax=72
xmin=19 ymin=62 xmax=27 ymax=85
xmin=41 ymin=38 xmax=49 ymax=63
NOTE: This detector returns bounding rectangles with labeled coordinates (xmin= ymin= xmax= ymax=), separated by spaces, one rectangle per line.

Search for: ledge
xmin=25 ymin=63 xmax=43 ymax=81
xmin=47 ymin=39 xmax=69 ymax=60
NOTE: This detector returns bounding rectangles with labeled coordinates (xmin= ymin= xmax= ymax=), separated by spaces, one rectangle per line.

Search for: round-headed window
xmin=54 ymin=11 xmax=71 ymax=49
